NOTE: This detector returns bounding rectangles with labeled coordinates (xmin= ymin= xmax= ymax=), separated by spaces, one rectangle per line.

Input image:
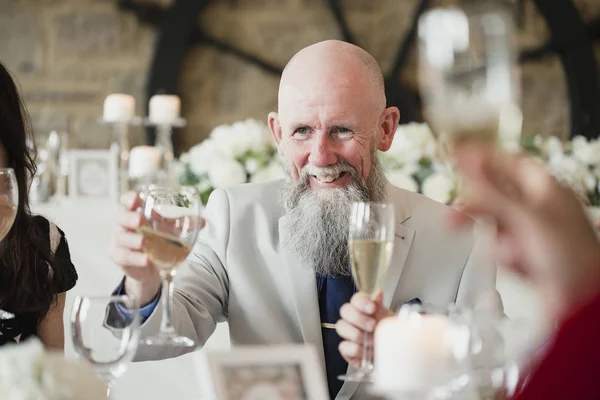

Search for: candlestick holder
xmin=99 ymin=117 xmax=144 ymax=198
xmin=144 ymin=117 xmax=186 ymax=186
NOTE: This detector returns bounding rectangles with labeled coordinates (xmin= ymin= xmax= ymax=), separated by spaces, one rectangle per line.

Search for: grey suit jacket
xmin=134 ymin=179 xmax=501 ymax=400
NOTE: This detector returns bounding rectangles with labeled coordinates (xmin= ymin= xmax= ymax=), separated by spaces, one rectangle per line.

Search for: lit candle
xmin=128 ymin=146 xmax=161 ymax=179
xmin=148 ymin=94 xmax=181 ymax=125
xmin=103 ymin=94 xmax=136 ymax=123
xmin=374 ymin=314 xmax=468 ymax=393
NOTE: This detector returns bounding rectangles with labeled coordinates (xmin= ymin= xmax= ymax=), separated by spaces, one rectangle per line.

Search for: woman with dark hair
xmin=0 ymin=62 xmax=77 ymax=349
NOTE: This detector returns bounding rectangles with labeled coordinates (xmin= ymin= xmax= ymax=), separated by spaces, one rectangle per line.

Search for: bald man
xmin=109 ymin=40 xmax=501 ymax=400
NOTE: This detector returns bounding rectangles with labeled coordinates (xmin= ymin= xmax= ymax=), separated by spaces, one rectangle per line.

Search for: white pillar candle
xmin=374 ymin=314 xmax=468 ymax=393
xmin=148 ymin=94 xmax=181 ymax=124
xmin=128 ymin=146 xmax=161 ymax=179
xmin=103 ymin=94 xmax=136 ymax=123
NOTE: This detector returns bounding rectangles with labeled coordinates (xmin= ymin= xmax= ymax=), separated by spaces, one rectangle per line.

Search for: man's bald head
xmin=279 ymin=40 xmax=386 ymax=112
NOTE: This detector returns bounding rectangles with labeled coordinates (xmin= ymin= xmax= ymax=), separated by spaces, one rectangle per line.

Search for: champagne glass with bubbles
xmin=138 ymin=185 xmax=203 ymax=347
xmin=339 ymin=202 xmax=395 ymax=383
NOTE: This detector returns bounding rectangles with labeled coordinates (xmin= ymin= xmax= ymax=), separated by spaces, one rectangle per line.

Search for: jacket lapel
xmin=278 ymin=215 xmax=326 ymax=370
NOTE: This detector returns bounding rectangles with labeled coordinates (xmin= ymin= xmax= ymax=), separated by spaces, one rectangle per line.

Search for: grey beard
xmin=280 ymin=156 xmax=387 ymax=276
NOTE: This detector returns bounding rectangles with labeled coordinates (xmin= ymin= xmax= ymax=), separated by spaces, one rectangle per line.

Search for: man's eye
xmin=295 ymin=127 xmax=309 ymax=135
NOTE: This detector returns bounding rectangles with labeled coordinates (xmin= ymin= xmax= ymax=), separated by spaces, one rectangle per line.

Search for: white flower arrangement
xmin=179 ymin=119 xmax=285 ymax=203
xmin=0 ymin=338 xmax=105 ymax=400
xmin=179 ymin=118 xmax=599 ymax=207
xmin=521 ymin=135 xmax=600 ymax=206
xmin=379 ymin=122 xmax=459 ymax=204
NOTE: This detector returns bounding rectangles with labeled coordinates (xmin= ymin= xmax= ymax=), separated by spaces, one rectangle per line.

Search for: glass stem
xmin=159 ymin=273 xmax=176 ymax=335
xmin=106 ymin=378 xmax=115 ymax=399
xmin=361 ymin=330 xmax=371 ymax=371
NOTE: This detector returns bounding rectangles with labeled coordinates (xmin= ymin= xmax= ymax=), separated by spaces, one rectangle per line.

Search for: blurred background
xmin=2 ymin=0 xmax=599 ymax=154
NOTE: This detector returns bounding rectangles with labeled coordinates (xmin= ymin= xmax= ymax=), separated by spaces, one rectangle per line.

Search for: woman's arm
xmin=37 ymin=292 xmax=67 ymax=350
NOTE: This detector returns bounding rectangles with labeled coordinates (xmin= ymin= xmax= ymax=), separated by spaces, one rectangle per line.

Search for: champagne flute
xmin=339 ymin=202 xmax=395 ymax=383
xmin=0 ymin=168 xmax=18 ymax=320
xmin=417 ymin=3 xmax=521 ymax=164
xmin=138 ymin=185 xmax=203 ymax=347
xmin=71 ymin=295 xmax=141 ymax=399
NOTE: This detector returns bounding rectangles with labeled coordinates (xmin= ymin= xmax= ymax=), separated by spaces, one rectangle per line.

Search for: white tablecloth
xmin=33 ymin=197 xmax=230 ymax=400
xmin=32 ymin=197 xmax=543 ymax=400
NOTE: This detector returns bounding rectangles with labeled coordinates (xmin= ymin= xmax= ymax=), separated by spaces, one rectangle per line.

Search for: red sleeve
xmin=513 ymin=293 xmax=600 ymax=400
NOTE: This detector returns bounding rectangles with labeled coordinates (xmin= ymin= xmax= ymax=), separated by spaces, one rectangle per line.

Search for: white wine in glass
xmin=350 ymin=240 xmax=394 ymax=297
xmin=138 ymin=186 xmax=203 ymax=347
xmin=339 ymin=202 xmax=395 ymax=383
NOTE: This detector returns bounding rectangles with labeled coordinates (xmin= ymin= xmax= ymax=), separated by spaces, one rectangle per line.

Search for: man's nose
xmin=308 ymin=134 xmax=338 ymax=168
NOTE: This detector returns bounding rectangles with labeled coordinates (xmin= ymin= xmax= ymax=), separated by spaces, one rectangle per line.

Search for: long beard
xmin=280 ymin=156 xmax=387 ymax=276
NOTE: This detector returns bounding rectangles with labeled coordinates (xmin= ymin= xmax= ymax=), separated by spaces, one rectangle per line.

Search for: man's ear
xmin=377 ymin=107 xmax=400 ymax=152
xmin=268 ymin=112 xmax=285 ymax=156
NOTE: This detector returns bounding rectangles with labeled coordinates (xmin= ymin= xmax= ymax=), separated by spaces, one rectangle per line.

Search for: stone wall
xmin=1 ymin=0 xmax=599 ymax=153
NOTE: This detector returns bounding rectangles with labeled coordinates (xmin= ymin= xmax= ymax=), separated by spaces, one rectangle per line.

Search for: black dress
xmin=0 ymin=216 xmax=78 ymax=346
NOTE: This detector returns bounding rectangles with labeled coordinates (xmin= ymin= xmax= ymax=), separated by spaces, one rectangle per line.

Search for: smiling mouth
xmin=311 ymin=171 xmax=349 ymax=184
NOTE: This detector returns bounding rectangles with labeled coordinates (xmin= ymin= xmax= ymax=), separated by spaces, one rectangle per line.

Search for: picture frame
xmin=196 ymin=345 xmax=329 ymax=400
xmin=68 ymin=149 xmax=118 ymax=200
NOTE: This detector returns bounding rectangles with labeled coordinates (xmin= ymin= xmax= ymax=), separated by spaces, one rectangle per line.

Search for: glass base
xmin=338 ymin=368 xmax=374 ymax=383
xmin=142 ymin=333 xmax=195 ymax=347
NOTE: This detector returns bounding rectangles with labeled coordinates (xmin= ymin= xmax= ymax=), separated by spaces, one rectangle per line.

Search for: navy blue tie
xmin=316 ymin=274 xmax=357 ymax=400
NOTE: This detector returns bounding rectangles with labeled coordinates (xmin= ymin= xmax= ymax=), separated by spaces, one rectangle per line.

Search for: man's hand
xmin=336 ymin=292 xmax=394 ymax=367
xmin=108 ymin=192 xmax=206 ymax=305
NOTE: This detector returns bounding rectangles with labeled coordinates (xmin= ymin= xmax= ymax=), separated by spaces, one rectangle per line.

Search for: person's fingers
xmin=339 ymin=302 xmax=377 ymax=333
xmin=113 ymin=230 xmax=145 ymax=251
xmin=117 ymin=211 xmax=144 ymax=231
xmin=108 ymin=245 xmax=149 ymax=269
xmin=338 ymin=341 xmax=362 ymax=367
xmin=350 ymin=292 xmax=377 ymax=315
xmin=335 ymin=319 xmax=366 ymax=343
xmin=121 ymin=192 xmax=142 ymax=211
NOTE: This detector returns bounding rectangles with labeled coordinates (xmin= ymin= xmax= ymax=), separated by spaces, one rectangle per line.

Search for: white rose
xmin=386 ymin=170 xmax=418 ymax=192
xmin=245 ymin=157 xmax=261 ymax=174
xmin=207 ymin=157 xmax=247 ymax=188
xmin=573 ymin=139 xmax=600 ymax=166
xmin=251 ymin=162 xmax=286 ymax=183
xmin=422 ymin=172 xmax=456 ymax=204
xmin=188 ymin=139 xmax=217 ymax=175
xmin=210 ymin=125 xmax=244 ymax=158
xmin=544 ymin=136 xmax=564 ymax=159
xmin=240 ymin=119 xmax=273 ymax=154
xmin=388 ymin=123 xmax=434 ymax=164
xmin=571 ymin=135 xmax=588 ymax=153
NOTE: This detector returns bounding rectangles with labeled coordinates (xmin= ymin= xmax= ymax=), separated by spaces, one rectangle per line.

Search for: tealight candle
xmin=148 ymin=94 xmax=181 ymax=125
xmin=128 ymin=146 xmax=161 ymax=179
xmin=103 ymin=94 xmax=136 ymax=123
xmin=374 ymin=314 xmax=468 ymax=393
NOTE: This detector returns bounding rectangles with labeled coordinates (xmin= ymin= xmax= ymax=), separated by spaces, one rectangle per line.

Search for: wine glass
xmin=465 ymin=311 xmax=543 ymax=399
xmin=0 ymin=168 xmax=18 ymax=320
xmin=371 ymin=303 xmax=473 ymax=400
xmin=71 ymin=295 xmax=141 ymax=399
xmin=417 ymin=3 xmax=521 ymax=164
xmin=339 ymin=202 xmax=395 ymax=383
xmin=138 ymin=185 xmax=203 ymax=347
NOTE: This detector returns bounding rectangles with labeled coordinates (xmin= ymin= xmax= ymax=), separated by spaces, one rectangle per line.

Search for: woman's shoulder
xmin=31 ymin=215 xmax=78 ymax=292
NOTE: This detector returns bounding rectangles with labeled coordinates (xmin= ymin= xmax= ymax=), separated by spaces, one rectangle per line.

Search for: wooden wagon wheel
xmin=118 ymin=0 xmax=600 ymax=145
